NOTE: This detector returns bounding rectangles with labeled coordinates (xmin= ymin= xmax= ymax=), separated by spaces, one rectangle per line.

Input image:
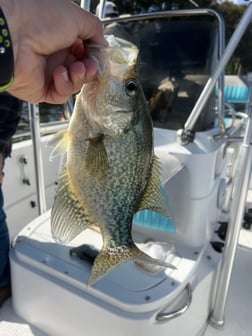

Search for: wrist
xmin=0 ymin=0 xmax=18 ymax=91
xmin=0 ymin=9 xmax=13 ymax=89
xmin=0 ymin=0 xmax=16 ymax=35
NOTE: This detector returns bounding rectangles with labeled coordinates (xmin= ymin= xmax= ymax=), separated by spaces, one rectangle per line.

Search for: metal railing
xmin=209 ymin=5 xmax=252 ymax=325
xmin=179 ymin=4 xmax=252 ymax=144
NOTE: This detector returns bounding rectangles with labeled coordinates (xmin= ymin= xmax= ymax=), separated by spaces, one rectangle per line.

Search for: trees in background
xmin=211 ymin=3 xmax=252 ymax=74
xmin=117 ymin=1 xmax=252 ymax=73
xmin=92 ymin=0 xmax=251 ymax=74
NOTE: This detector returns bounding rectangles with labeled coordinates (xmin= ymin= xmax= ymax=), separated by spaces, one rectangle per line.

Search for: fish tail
xmin=88 ymin=244 xmax=176 ymax=286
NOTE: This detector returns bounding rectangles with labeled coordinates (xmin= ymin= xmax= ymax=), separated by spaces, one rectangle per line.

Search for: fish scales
xmin=50 ymin=35 xmax=175 ymax=285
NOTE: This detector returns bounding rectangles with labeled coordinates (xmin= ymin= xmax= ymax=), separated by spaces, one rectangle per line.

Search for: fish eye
xmin=125 ymin=79 xmax=138 ymax=97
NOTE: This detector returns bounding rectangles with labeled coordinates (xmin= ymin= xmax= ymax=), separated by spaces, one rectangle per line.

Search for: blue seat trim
xmin=133 ymin=210 xmax=175 ymax=232
xmin=224 ymin=85 xmax=250 ymax=103
xmin=216 ymin=85 xmax=250 ymax=103
xmin=133 ymin=185 xmax=175 ymax=233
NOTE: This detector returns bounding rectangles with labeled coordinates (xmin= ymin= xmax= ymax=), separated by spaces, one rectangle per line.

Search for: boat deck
xmin=0 ymin=228 xmax=252 ymax=336
xmin=205 ymin=232 xmax=252 ymax=336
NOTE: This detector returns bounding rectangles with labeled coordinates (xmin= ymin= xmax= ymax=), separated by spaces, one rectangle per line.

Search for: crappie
xmin=50 ymin=35 xmax=175 ymax=286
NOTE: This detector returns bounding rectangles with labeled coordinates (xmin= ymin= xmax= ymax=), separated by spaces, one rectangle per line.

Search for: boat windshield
xmin=105 ymin=15 xmax=218 ymax=131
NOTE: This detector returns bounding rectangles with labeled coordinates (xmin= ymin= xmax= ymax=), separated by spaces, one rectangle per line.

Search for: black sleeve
xmin=0 ymin=92 xmax=22 ymax=158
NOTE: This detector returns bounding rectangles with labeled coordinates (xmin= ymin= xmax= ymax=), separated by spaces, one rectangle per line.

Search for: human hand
xmin=1 ymin=0 xmax=106 ymax=104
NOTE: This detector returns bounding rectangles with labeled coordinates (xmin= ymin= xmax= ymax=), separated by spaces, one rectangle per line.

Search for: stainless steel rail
xmin=210 ymin=102 xmax=252 ymax=328
xmin=29 ymin=103 xmax=47 ymax=215
xmin=97 ymin=0 xmax=107 ymax=18
xmin=80 ymin=0 xmax=90 ymax=10
xmin=156 ymin=284 xmax=192 ymax=322
xmin=103 ymin=8 xmax=223 ymax=23
xmin=180 ymin=3 xmax=252 ymax=144
xmin=210 ymin=67 xmax=252 ymax=327
xmin=13 ymin=121 xmax=69 ymax=141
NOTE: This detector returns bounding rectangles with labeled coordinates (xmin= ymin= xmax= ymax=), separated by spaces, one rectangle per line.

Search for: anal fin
xmin=88 ymin=244 xmax=176 ymax=286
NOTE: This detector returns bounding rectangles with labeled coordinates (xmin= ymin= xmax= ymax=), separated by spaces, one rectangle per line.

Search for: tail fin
xmin=88 ymin=244 xmax=176 ymax=286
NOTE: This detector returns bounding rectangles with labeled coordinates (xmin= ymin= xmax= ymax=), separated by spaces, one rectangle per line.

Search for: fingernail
xmin=78 ymin=64 xmax=85 ymax=81
xmin=62 ymin=70 xmax=69 ymax=82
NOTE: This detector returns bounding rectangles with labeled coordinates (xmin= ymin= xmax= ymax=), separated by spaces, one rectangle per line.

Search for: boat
xmin=1 ymin=1 xmax=252 ymax=335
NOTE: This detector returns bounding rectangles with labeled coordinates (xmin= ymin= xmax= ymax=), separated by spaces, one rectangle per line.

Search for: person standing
xmin=0 ymin=92 xmax=22 ymax=306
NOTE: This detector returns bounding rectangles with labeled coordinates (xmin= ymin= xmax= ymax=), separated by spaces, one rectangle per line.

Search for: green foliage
xmin=211 ymin=3 xmax=252 ymax=74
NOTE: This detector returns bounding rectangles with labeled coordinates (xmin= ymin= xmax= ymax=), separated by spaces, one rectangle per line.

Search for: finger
xmin=73 ymin=7 xmax=107 ymax=46
xmin=69 ymin=39 xmax=85 ymax=59
xmin=69 ymin=59 xmax=97 ymax=85
xmin=50 ymin=59 xmax=97 ymax=104
xmin=50 ymin=65 xmax=73 ymax=103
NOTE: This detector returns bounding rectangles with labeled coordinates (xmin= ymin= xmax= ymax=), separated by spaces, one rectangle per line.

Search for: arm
xmin=0 ymin=92 xmax=22 ymax=183
xmin=0 ymin=0 xmax=106 ymax=104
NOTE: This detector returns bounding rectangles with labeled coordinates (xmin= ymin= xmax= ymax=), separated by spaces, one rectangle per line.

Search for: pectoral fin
xmin=137 ymin=156 xmax=172 ymax=218
xmin=86 ymin=135 xmax=109 ymax=174
xmin=51 ymin=167 xmax=93 ymax=243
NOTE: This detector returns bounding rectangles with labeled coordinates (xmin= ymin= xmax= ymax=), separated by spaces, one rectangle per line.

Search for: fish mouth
xmin=86 ymin=43 xmax=108 ymax=51
xmin=86 ymin=35 xmax=139 ymax=76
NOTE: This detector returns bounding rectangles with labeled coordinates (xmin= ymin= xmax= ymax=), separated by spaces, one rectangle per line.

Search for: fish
xmin=49 ymin=35 xmax=176 ymax=286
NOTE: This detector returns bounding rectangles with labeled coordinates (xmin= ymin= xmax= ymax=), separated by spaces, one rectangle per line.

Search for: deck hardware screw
xmin=19 ymin=156 xmax=28 ymax=164
xmin=194 ymin=251 xmax=199 ymax=256
xmin=171 ymin=281 xmax=176 ymax=287
xmin=207 ymin=255 xmax=212 ymax=260
xmin=145 ymin=296 xmax=151 ymax=301
xmin=23 ymin=178 xmax=30 ymax=185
